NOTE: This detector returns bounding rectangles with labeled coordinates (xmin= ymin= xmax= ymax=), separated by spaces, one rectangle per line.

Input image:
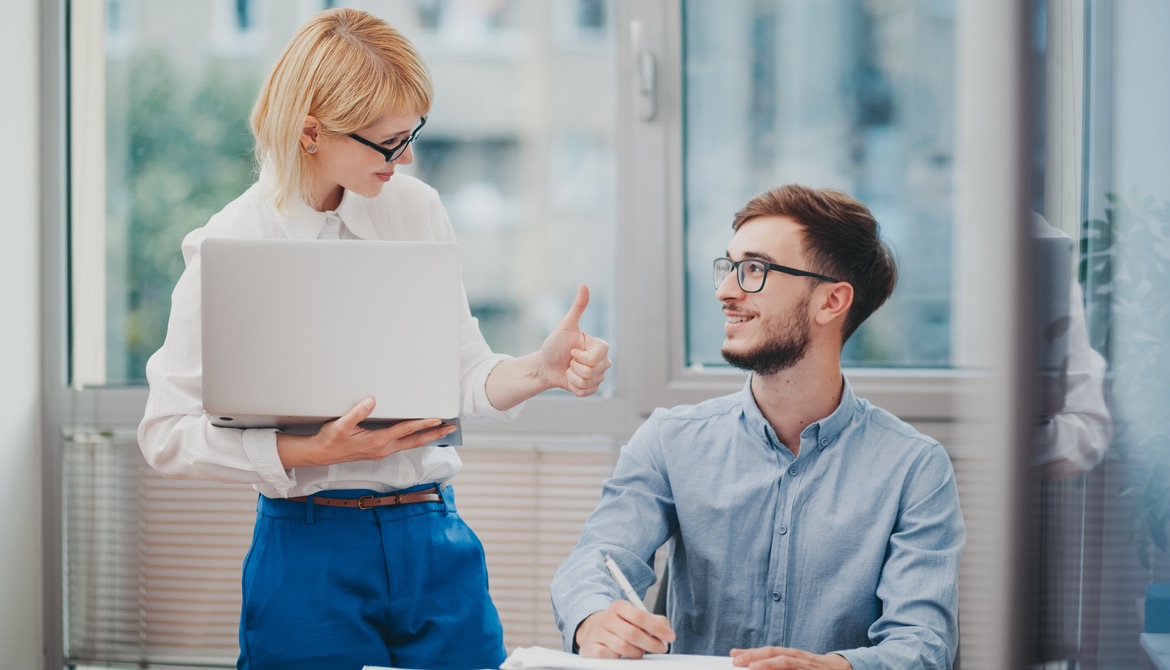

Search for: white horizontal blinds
xmin=454 ymin=436 xmax=616 ymax=650
xmin=63 ymin=431 xmax=254 ymax=666
xmin=948 ymin=438 xmax=983 ymax=670
xmin=139 ymin=466 xmax=255 ymax=664
xmin=63 ymin=430 xmax=616 ymax=665
xmin=64 ymin=433 xmax=146 ymax=664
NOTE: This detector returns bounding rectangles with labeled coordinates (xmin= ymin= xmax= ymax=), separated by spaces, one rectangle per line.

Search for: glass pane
xmin=77 ymin=0 xmax=615 ymax=387
xmin=682 ymin=0 xmax=955 ymax=369
xmin=1031 ymin=1 xmax=1170 ymax=667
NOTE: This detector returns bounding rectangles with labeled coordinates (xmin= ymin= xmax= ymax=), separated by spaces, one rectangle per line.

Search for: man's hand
xmin=575 ymin=601 xmax=675 ymax=659
xmin=730 ymin=646 xmax=852 ymax=669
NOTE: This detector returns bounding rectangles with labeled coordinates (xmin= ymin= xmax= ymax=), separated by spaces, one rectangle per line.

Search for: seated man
xmin=550 ymin=184 xmax=965 ymax=669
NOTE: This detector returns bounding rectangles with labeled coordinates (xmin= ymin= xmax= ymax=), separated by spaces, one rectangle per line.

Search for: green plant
xmin=114 ymin=51 xmax=259 ymax=381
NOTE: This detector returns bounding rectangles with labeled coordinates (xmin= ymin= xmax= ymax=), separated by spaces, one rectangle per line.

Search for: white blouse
xmin=138 ymin=171 xmax=521 ymax=498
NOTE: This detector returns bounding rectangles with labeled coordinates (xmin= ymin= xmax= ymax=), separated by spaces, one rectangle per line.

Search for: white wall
xmin=0 ymin=0 xmax=44 ymax=668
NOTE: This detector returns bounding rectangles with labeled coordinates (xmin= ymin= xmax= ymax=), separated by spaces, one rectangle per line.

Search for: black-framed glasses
xmin=347 ymin=116 xmax=427 ymax=163
xmin=713 ymin=257 xmax=841 ymax=293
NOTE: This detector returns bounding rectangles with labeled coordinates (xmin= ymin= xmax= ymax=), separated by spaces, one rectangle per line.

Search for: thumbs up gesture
xmin=539 ymin=284 xmax=611 ymax=396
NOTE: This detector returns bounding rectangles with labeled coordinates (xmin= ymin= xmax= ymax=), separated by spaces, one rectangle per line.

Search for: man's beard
xmin=721 ymin=294 xmax=811 ymax=376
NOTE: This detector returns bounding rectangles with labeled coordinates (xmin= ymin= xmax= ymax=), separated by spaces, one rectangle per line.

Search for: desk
xmin=1141 ymin=633 xmax=1170 ymax=670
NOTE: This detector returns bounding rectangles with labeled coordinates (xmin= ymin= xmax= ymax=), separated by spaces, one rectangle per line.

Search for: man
xmin=550 ymin=185 xmax=964 ymax=669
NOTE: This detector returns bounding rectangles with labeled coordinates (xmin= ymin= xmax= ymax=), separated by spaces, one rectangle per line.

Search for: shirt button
xmin=778 ymin=525 xmax=788 ymax=535
xmin=400 ymin=473 xmax=410 ymax=482
xmin=771 ymin=592 xmax=781 ymax=601
xmin=820 ymin=438 xmax=830 ymax=446
xmin=787 ymin=466 xmax=798 ymax=476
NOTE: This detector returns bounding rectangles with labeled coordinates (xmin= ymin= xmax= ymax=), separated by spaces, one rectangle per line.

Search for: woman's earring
xmin=306 ymin=144 xmax=317 ymax=154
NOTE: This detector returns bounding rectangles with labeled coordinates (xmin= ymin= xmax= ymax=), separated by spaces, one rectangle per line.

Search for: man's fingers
xmin=731 ymin=647 xmax=772 ymax=661
xmin=729 ymin=647 xmax=815 ymax=669
xmin=578 ymin=604 xmax=673 ymax=660
xmin=590 ymin=622 xmax=653 ymax=659
xmin=579 ymin=641 xmax=624 ymax=659
xmin=610 ymin=602 xmax=674 ymax=653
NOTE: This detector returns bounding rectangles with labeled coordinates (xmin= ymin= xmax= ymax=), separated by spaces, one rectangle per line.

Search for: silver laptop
xmin=200 ymin=237 xmax=462 ymax=446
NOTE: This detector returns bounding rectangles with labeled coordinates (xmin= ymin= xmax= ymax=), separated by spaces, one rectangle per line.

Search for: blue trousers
xmin=237 ymin=485 xmax=505 ymax=670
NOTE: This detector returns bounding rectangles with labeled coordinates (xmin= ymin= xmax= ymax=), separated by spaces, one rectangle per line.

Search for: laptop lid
xmin=200 ymin=237 xmax=462 ymax=444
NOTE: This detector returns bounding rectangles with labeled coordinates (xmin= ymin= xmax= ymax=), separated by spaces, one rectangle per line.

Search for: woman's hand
xmin=484 ymin=284 xmax=612 ymax=410
xmin=537 ymin=283 xmax=611 ymax=396
xmin=276 ymin=396 xmax=456 ymax=468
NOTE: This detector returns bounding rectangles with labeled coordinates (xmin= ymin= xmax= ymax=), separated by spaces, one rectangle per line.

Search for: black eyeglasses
xmin=713 ymin=257 xmax=841 ymax=293
xmin=347 ymin=116 xmax=427 ymax=163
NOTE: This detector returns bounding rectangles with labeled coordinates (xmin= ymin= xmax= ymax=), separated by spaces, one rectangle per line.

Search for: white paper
xmin=500 ymin=646 xmax=735 ymax=670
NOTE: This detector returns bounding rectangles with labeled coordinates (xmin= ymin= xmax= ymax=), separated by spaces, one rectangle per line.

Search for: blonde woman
xmin=138 ymin=9 xmax=610 ymax=670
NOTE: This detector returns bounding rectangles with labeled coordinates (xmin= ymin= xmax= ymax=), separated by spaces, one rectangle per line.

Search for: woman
xmin=137 ymin=8 xmax=610 ymax=670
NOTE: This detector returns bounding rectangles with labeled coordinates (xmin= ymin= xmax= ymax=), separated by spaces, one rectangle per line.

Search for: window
xmin=104 ymin=0 xmax=134 ymax=56
xmin=74 ymin=0 xmax=615 ymax=388
xmin=411 ymin=0 xmax=518 ymax=41
xmin=552 ymin=0 xmax=608 ymax=44
xmin=1030 ymin=1 xmax=1170 ymax=667
xmin=682 ymin=0 xmax=955 ymax=369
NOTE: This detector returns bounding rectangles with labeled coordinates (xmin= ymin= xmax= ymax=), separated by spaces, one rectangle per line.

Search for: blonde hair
xmin=250 ymin=8 xmax=433 ymax=213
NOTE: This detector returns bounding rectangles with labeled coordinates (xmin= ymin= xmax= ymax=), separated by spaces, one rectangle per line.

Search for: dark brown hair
xmin=732 ymin=184 xmax=897 ymax=341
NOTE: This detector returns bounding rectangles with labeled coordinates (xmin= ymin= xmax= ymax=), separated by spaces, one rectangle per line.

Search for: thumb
xmin=338 ymin=396 xmax=376 ymax=430
xmin=558 ymin=284 xmax=590 ymax=330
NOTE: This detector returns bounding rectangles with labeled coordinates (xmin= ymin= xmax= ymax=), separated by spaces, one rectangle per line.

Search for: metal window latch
xmin=630 ymin=20 xmax=657 ymax=121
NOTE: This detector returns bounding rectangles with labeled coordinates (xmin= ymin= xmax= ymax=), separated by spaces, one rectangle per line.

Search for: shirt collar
xmin=334 ymin=189 xmax=378 ymax=240
xmin=739 ymin=373 xmax=859 ymax=452
xmin=803 ymin=375 xmax=857 ymax=450
xmin=739 ymin=375 xmax=775 ymax=447
xmin=258 ymin=164 xmax=378 ymax=241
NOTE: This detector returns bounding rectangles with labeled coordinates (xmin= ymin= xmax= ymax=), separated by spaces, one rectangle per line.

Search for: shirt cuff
xmin=241 ymin=428 xmax=295 ymax=496
xmin=836 ymin=644 xmax=944 ymax=670
xmin=836 ymin=649 xmax=871 ymax=670
xmin=559 ymin=596 xmax=614 ymax=653
xmin=466 ymin=355 xmax=525 ymax=423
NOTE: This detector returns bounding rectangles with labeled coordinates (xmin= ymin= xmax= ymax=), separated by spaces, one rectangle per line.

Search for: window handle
xmin=630 ymin=20 xmax=657 ymax=121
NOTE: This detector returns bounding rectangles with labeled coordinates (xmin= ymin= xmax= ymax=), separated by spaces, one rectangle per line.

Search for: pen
xmin=603 ymin=553 xmax=649 ymax=612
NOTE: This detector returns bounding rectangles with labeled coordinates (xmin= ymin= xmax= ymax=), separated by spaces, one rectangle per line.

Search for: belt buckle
xmin=356 ymin=495 xmax=375 ymax=510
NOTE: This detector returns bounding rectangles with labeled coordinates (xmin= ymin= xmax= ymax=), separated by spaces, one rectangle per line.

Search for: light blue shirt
xmin=551 ymin=377 xmax=964 ymax=669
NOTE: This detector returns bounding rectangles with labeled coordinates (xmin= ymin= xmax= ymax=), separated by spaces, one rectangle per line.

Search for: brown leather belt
xmin=287 ymin=486 xmax=443 ymax=510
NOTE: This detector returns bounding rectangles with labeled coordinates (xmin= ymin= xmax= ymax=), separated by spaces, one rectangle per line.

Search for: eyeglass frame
xmin=713 ymin=256 xmax=842 ymax=293
xmin=347 ymin=116 xmax=427 ymax=163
